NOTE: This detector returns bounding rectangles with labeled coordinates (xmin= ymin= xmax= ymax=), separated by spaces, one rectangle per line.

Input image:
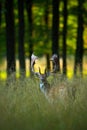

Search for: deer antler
xmin=39 ymin=67 xmax=49 ymax=77
xmin=31 ymin=54 xmax=38 ymax=74
xmin=50 ymin=54 xmax=59 ymax=73
xmin=31 ymin=54 xmax=49 ymax=78
xmin=31 ymin=53 xmax=59 ymax=78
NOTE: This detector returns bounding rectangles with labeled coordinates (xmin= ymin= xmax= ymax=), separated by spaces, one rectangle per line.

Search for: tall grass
xmin=0 ymin=75 xmax=87 ymax=130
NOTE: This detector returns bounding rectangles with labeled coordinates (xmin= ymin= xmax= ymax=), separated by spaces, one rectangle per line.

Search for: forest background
xmin=0 ymin=0 xmax=87 ymax=79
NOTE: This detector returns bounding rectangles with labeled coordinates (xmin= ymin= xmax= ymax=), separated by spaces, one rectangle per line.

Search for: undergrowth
xmin=0 ymin=75 xmax=87 ymax=130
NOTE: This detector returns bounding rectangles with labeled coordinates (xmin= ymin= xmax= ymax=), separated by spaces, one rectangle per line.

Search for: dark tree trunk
xmin=0 ymin=2 xmax=2 ymax=27
xmin=52 ymin=0 xmax=60 ymax=71
xmin=46 ymin=53 xmax=50 ymax=71
xmin=74 ymin=0 xmax=84 ymax=76
xmin=5 ymin=0 xmax=16 ymax=76
xmin=62 ymin=0 xmax=68 ymax=75
xmin=18 ymin=0 xmax=25 ymax=76
xmin=44 ymin=0 xmax=50 ymax=70
xmin=25 ymin=0 xmax=33 ymax=73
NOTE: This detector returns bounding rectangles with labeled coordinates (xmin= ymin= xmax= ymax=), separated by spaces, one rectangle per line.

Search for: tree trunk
xmin=52 ymin=0 xmax=60 ymax=71
xmin=74 ymin=0 xmax=84 ymax=76
xmin=0 ymin=2 xmax=2 ymax=27
xmin=25 ymin=0 xmax=33 ymax=74
xmin=62 ymin=0 xmax=68 ymax=75
xmin=18 ymin=0 xmax=25 ymax=76
xmin=5 ymin=0 xmax=16 ymax=76
xmin=44 ymin=0 xmax=50 ymax=70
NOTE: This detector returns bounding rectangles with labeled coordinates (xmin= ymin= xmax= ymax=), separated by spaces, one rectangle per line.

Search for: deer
xmin=31 ymin=54 xmax=50 ymax=95
xmin=31 ymin=54 xmax=69 ymax=103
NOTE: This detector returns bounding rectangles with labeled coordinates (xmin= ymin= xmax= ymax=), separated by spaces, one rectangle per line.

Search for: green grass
xmin=0 ymin=75 xmax=87 ymax=130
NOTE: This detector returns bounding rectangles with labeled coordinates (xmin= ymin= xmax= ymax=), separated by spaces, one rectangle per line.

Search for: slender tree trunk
xmin=0 ymin=2 xmax=2 ymax=27
xmin=25 ymin=0 xmax=33 ymax=74
xmin=5 ymin=0 xmax=16 ymax=76
xmin=52 ymin=0 xmax=60 ymax=71
xmin=74 ymin=0 xmax=84 ymax=76
xmin=44 ymin=0 xmax=50 ymax=70
xmin=18 ymin=0 xmax=25 ymax=76
xmin=62 ymin=0 xmax=68 ymax=75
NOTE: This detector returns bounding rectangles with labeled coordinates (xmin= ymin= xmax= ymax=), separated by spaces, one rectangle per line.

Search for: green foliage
xmin=0 ymin=0 xmax=87 ymax=68
xmin=0 ymin=76 xmax=87 ymax=130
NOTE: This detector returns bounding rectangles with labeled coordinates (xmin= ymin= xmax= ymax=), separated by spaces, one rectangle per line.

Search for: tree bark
xmin=25 ymin=0 xmax=33 ymax=74
xmin=52 ymin=0 xmax=60 ymax=71
xmin=5 ymin=0 xmax=16 ymax=76
xmin=44 ymin=0 xmax=50 ymax=70
xmin=74 ymin=0 xmax=84 ymax=76
xmin=18 ymin=0 xmax=25 ymax=76
xmin=0 ymin=1 xmax=2 ymax=27
xmin=62 ymin=0 xmax=68 ymax=75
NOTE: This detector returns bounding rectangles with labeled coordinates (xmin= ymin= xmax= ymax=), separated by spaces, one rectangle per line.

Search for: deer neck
xmin=39 ymin=80 xmax=50 ymax=94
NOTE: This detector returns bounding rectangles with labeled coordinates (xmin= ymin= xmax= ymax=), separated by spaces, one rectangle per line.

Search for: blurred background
xmin=0 ymin=1 xmax=87 ymax=130
xmin=0 ymin=0 xmax=87 ymax=79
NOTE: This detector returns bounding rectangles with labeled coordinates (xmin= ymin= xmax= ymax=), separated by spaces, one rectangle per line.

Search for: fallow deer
xmin=31 ymin=54 xmax=69 ymax=103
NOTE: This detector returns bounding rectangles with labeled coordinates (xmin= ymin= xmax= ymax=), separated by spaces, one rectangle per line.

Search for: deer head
xmin=38 ymin=67 xmax=49 ymax=82
xmin=38 ymin=67 xmax=51 ymax=94
xmin=31 ymin=54 xmax=50 ymax=94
